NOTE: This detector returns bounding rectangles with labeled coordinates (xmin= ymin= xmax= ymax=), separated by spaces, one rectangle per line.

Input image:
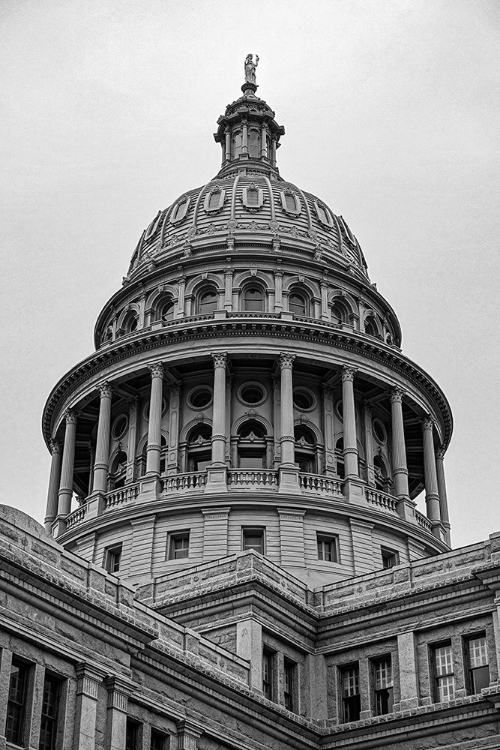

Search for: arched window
xmin=109 ymin=451 xmax=127 ymax=490
xmin=374 ymin=455 xmax=391 ymax=492
xmin=122 ymin=311 xmax=138 ymax=334
xmin=237 ymin=420 xmax=267 ymax=469
xmin=197 ymin=288 xmax=218 ymax=315
xmin=157 ymin=296 xmax=175 ymax=322
xmin=294 ymin=425 xmax=317 ymax=473
xmin=187 ymin=424 xmax=212 ymax=472
xmin=335 ymin=437 xmax=345 ymax=479
xmin=248 ymin=129 xmax=260 ymax=158
xmin=232 ymin=131 xmax=243 ymax=158
xmin=331 ymin=301 xmax=348 ymax=325
xmin=365 ymin=316 xmax=378 ymax=338
xmin=289 ymin=289 xmax=308 ymax=316
xmin=243 ymin=286 xmax=265 ymax=312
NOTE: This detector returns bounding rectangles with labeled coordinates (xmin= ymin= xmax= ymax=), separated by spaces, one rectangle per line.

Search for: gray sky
xmin=1 ymin=0 xmax=499 ymax=549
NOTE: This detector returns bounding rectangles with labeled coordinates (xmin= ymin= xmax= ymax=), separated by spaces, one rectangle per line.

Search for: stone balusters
xmin=422 ymin=416 xmax=442 ymax=537
xmin=205 ymin=353 xmax=228 ymax=492
xmin=44 ymin=439 xmax=62 ymax=532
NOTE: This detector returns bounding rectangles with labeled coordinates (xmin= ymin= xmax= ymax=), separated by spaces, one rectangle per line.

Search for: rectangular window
xmin=262 ymin=649 xmax=275 ymax=700
xmin=373 ymin=657 xmax=393 ymax=715
xmin=105 ymin=544 xmax=122 ymax=574
xmin=6 ymin=660 xmax=29 ymax=746
xmin=381 ymin=547 xmax=399 ymax=569
xmin=242 ymin=528 xmax=264 ymax=555
xmin=466 ymin=635 xmax=489 ymax=695
xmin=150 ymin=729 xmax=167 ymax=750
xmin=432 ymin=643 xmax=455 ymax=702
xmin=168 ymin=532 xmax=190 ymax=560
xmin=126 ymin=719 xmax=140 ymax=750
xmin=341 ymin=664 xmax=361 ymax=722
xmin=317 ymin=534 xmax=338 ymax=562
xmin=283 ymin=659 xmax=296 ymax=712
xmin=39 ymin=674 xmax=61 ymax=750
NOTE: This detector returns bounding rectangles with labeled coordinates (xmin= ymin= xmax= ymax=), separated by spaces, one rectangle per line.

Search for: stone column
xmin=260 ymin=125 xmax=267 ymax=157
xmin=92 ymin=382 xmax=113 ymax=494
xmin=274 ymin=269 xmax=283 ymax=313
xmin=146 ymin=363 xmax=164 ymax=475
xmin=242 ymin=119 xmax=248 ymax=154
xmin=224 ymin=267 xmax=233 ymax=311
xmin=45 ymin=439 xmax=62 ymax=532
xmin=272 ymin=375 xmax=281 ymax=468
xmin=224 ymin=128 xmax=231 ymax=161
xmin=167 ymin=384 xmax=180 ymax=475
xmin=390 ymin=387 xmax=415 ymax=522
xmin=322 ymin=386 xmax=335 ymax=476
xmin=271 ymin=137 xmax=277 ymax=167
xmin=126 ymin=397 xmax=138 ymax=484
xmin=55 ymin=410 xmax=78 ymax=533
xmin=422 ymin=416 xmax=441 ymax=534
xmin=104 ymin=677 xmax=131 ymax=750
xmin=436 ymin=448 xmax=451 ymax=545
xmin=278 ymin=508 xmax=306 ymax=567
xmin=0 ymin=647 xmax=13 ymax=741
xmin=320 ymin=282 xmax=329 ymax=320
xmin=278 ymin=353 xmax=300 ymax=493
xmin=205 ymin=353 xmax=228 ymax=492
xmin=176 ymin=276 xmax=186 ymax=319
xmin=25 ymin=663 xmax=45 ymax=749
xmin=394 ymin=632 xmax=419 ymax=711
xmin=342 ymin=366 xmax=358 ymax=479
xmin=74 ymin=664 xmax=106 ymax=750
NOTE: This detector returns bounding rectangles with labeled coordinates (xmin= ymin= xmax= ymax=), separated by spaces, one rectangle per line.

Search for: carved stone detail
xmin=212 ymin=352 xmax=228 ymax=369
xmin=64 ymin=409 xmax=78 ymax=425
xmin=98 ymin=381 xmax=113 ymax=399
xmin=390 ymin=386 xmax=405 ymax=404
xmin=148 ymin=362 xmax=164 ymax=379
xmin=49 ymin=439 xmax=61 ymax=455
xmin=341 ymin=365 xmax=357 ymax=382
xmin=279 ymin=353 xmax=295 ymax=370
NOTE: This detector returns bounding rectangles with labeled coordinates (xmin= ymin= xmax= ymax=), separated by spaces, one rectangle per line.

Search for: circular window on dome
xmin=293 ymin=387 xmax=316 ymax=411
xmin=372 ymin=418 xmax=387 ymax=444
xmin=143 ymin=397 xmax=168 ymax=421
xmin=238 ymin=382 xmax=267 ymax=407
xmin=112 ymin=414 xmax=128 ymax=440
xmin=188 ymin=386 xmax=213 ymax=410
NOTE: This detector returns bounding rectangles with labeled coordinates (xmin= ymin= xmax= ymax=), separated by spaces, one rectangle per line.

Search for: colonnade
xmin=45 ymin=357 xmax=450 ymax=543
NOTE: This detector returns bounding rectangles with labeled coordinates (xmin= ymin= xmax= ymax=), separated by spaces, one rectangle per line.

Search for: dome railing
xmin=365 ymin=488 xmax=399 ymax=516
xmin=228 ymin=469 xmax=278 ymax=490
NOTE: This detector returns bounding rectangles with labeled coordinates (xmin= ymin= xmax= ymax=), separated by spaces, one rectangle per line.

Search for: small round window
xmin=372 ymin=418 xmax=387 ymax=444
xmin=112 ymin=414 xmax=128 ymax=440
xmin=293 ymin=387 xmax=316 ymax=411
xmin=188 ymin=386 xmax=213 ymax=410
xmin=238 ymin=382 xmax=266 ymax=406
xmin=143 ymin=398 xmax=168 ymax=420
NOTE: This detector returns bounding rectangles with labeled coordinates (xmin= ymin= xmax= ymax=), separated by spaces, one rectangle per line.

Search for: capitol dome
xmin=42 ymin=69 xmax=452 ymax=589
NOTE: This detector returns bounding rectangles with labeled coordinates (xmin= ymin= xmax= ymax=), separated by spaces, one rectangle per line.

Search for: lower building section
xmin=0 ymin=504 xmax=499 ymax=749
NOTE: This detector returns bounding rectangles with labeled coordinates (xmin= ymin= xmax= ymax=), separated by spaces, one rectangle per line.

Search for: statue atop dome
xmin=244 ymin=54 xmax=259 ymax=85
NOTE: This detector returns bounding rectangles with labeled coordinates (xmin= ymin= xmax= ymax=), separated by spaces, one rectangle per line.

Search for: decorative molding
xmin=279 ymin=352 xmax=295 ymax=369
xmin=212 ymin=352 xmax=228 ymax=369
xmin=98 ymin=381 xmax=113 ymax=399
xmin=341 ymin=365 xmax=357 ymax=382
xmin=148 ymin=362 xmax=165 ymax=379
xmin=49 ymin=439 xmax=61 ymax=455
xmin=64 ymin=409 xmax=78 ymax=425
xmin=390 ymin=386 xmax=405 ymax=404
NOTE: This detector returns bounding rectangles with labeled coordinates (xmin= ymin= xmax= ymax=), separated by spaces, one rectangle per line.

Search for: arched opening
xmin=122 ymin=311 xmax=138 ymax=334
xmin=197 ymin=288 xmax=218 ymax=315
xmin=294 ymin=425 xmax=317 ymax=473
xmin=243 ymin=286 xmax=265 ymax=312
xmin=374 ymin=454 xmax=391 ymax=493
xmin=289 ymin=289 xmax=309 ymax=316
xmin=331 ymin=301 xmax=349 ymax=325
xmin=335 ymin=437 xmax=345 ymax=479
xmin=157 ymin=296 xmax=175 ymax=322
xmin=237 ymin=420 xmax=267 ymax=469
xmin=365 ymin=315 xmax=378 ymax=338
xmin=109 ymin=451 xmax=127 ymax=490
xmin=187 ymin=424 xmax=212 ymax=472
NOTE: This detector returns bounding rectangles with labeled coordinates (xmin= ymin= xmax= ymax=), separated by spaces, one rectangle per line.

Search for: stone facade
xmin=0 ymin=71 xmax=497 ymax=749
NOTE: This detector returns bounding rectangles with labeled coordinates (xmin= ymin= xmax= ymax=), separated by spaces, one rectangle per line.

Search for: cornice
xmin=44 ymin=317 xmax=452 ymax=448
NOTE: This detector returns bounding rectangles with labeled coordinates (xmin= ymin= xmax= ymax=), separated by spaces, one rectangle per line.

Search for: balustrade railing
xmin=65 ymin=505 xmax=87 ymax=530
xmin=105 ymin=483 xmax=140 ymax=510
xmin=162 ymin=472 xmax=207 ymax=494
xmin=416 ymin=510 xmax=433 ymax=533
xmin=228 ymin=469 xmax=279 ymax=489
xmin=365 ymin=488 xmax=399 ymax=515
xmin=299 ymin=473 xmax=342 ymax=496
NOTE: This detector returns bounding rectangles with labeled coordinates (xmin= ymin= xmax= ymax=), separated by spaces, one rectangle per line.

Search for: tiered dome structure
xmin=43 ymin=67 xmax=452 ymax=587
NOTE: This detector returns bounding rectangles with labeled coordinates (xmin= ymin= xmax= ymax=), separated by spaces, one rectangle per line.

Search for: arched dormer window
xmin=187 ymin=424 xmax=212 ymax=472
xmin=314 ymin=201 xmax=334 ymax=227
xmin=157 ymin=296 xmax=175 ymax=322
xmin=101 ymin=325 xmax=113 ymax=345
xmin=289 ymin=288 xmax=309 ymax=317
xmin=197 ymin=287 xmax=218 ymax=315
xmin=242 ymin=183 xmax=264 ymax=210
xmin=331 ymin=300 xmax=349 ymax=325
xmin=109 ymin=450 xmax=127 ymax=490
xmin=122 ymin=311 xmax=139 ymax=334
xmin=294 ymin=425 xmax=317 ymax=473
xmin=170 ymin=196 xmax=190 ymax=225
xmin=237 ymin=420 xmax=267 ymax=469
xmin=280 ymin=189 xmax=301 ymax=216
xmin=364 ymin=315 xmax=378 ymax=338
xmin=243 ymin=285 xmax=265 ymax=312
xmin=204 ymin=187 xmax=225 ymax=214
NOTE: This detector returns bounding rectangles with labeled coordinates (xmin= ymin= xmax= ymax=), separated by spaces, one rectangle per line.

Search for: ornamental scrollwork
xmin=98 ymin=381 xmax=113 ymax=399
xmin=148 ymin=362 xmax=165 ymax=379
xmin=390 ymin=386 xmax=405 ymax=404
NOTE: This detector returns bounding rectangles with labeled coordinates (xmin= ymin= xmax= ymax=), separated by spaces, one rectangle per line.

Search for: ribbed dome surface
xmin=128 ymin=175 xmax=369 ymax=281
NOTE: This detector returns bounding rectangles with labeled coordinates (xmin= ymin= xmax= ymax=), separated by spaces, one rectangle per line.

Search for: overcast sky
xmin=1 ymin=0 xmax=499 ymax=549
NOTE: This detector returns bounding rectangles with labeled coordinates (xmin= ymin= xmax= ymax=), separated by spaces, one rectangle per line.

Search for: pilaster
xmin=350 ymin=519 xmax=374 ymax=576
xmin=167 ymin=384 xmax=181 ymax=475
xmin=277 ymin=508 xmax=306 ymax=568
xmin=202 ymin=507 xmax=230 ymax=560
xmin=105 ymin=676 xmax=133 ymax=750
xmin=236 ymin=619 xmax=263 ymax=692
xmin=393 ymin=632 xmax=419 ymax=711
xmin=74 ymin=664 xmax=106 ymax=750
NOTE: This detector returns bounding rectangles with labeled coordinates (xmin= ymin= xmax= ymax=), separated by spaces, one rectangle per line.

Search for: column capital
xmin=421 ymin=414 xmax=435 ymax=431
xmin=212 ymin=352 xmax=228 ymax=369
xmin=436 ymin=447 xmax=446 ymax=461
xmin=148 ymin=362 xmax=164 ymax=379
xmin=274 ymin=269 xmax=284 ymax=278
xmin=104 ymin=675 xmax=133 ymax=711
xmin=98 ymin=381 xmax=113 ymax=399
xmin=49 ymin=438 xmax=61 ymax=455
xmin=64 ymin=409 xmax=78 ymax=425
xmin=279 ymin=352 xmax=295 ymax=370
xmin=76 ymin=663 xmax=107 ymax=697
xmin=341 ymin=365 xmax=357 ymax=382
xmin=390 ymin=386 xmax=405 ymax=404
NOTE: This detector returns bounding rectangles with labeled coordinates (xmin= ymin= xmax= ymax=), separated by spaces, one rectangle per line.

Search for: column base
xmin=139 ymin=476 xmax=162 ymax=503
xmin=85 ymin=491 xmax=107 ymax=520
xmin=431 ymin=521 xmax=447 ymax=542
xmin=204 ymin=465 xmax=228 ymax=493
xmin=278 ymin=465 xmax=301 ymax=494
xmin=396 ymin=495 xmax=416 ymax=523
xmin=342 ymin=478 xmax=365 ymax=504
xmin=51 ymin=516 xmax=67 ymax=538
